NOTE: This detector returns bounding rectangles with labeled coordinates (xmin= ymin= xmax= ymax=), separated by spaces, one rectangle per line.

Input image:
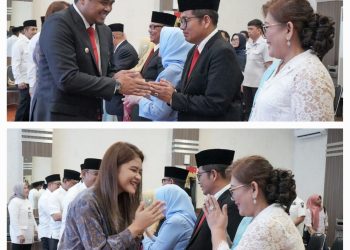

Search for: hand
xmin=18 ymin=235 xmax=25 ymax=244
xmin=17 ymin=83 xmax=28 ymax=90
xmin=203 ymin=195 xmax=228 ymax=232
xmin=128 ymin=201 xmax=165 ymax=237
xmin=150 ymin=79 xmax=175 ymax=103
xmin=117 ymin=74 xmax=151 ymax=96
xmin=114 ymin=70 xmax=142 ymax=80
xmin=123 ymin=95 xmax=142 ymax=108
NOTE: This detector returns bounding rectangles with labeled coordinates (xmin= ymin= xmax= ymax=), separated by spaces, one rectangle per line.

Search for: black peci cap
xmin=178 ymin=0 xmax=220 ymax=12
xmin=109 ymin=23 xmax=124 ymax=32
xmin=45 ymin=174 xmax=61 ymax=184
xmin=151 ymin=11 xmax=177 ymax=26
xmin=80 ymin=158 xmax=101 ymax=170
xmin=195 ymin=149 xmax=235 ymax=167
xmin=164 ymin=166 xmax=189 ymax=181
xmin=23 ymin=19 xmax=37 ymax=27
xmin=63 ymin=169 xmax=81 ymax=181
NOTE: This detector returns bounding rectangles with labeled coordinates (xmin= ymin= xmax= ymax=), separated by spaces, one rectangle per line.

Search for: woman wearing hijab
xmin=124 ymin=27 xmax=192 ymax=121
xmin=304 ymin=194 xmax=328 ymax=249
xmin=142 ymin=184 xmax=196 ymax=250
xmin=8 ymin=182 xmax=38 ymax=250
xmin=231 ymin=33 xmax=247 ymax=72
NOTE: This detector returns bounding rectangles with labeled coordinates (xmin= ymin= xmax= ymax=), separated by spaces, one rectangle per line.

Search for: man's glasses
xmin=180 ymin=16 xmax=201 ymax=29
xmin=149 ymin=24 xmax=164 ymax=30
xmin=196 ymin=170 xmax=211 ymax=181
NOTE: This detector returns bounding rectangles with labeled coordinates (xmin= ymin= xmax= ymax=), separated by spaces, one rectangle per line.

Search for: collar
xmin=197 ymin=28 xmax=218 ymax=53
xmin=73 ymin=2 xmax=96 ymax=29
xmin=214 ymin=184 xmax=230 ymax=200
xmin=154 ymin=43 xmax=160 ymax=51
xmin=251 ymin=35 xmax=265 ymax=45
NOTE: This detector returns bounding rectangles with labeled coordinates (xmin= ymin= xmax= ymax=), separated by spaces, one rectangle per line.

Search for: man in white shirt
xmin=289 ymin=196 xmax=306 ymax=236
xmin=186 ymin=148 xmax=242 ymax=250
xmin=28 ymin=180 xmax=44 ymax=217
xmin=38 ymin=174 xmax=61 ymax=250
xmin=11 ymin=19 xmax=37 ymax=121
xmin=242 ymin=19 xmax=272 ymax=120
xmin=59 ymin=158 xmax=101 ymax=242
xmin=48 ymin=169 xmax=80 ymax=249
xmin=7 ymin=26 xmax=21 ymax=64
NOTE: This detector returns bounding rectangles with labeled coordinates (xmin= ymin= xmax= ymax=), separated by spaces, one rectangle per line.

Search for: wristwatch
xmin=114 ymin=79 xmax=121 ymax=94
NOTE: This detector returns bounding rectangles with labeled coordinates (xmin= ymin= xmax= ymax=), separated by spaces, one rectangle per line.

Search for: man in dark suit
xmin=186 ymin=149 xmax=242 ymax=250
xmin=132 ymin=11 xmax=177 ymax=121
xmin=104 ymin=23 xmax=138 ymax=121
xmin=32 ymin=0 xmax=150 ymax=121
xmin=151 ymin=0 xmax=244 ymax=121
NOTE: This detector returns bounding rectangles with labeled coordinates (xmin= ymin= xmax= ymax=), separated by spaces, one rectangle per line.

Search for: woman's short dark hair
xmin=230 ymin=155 xmax=296 ymax=212
xmin=264 ymin=0 xmax=335 ymax=60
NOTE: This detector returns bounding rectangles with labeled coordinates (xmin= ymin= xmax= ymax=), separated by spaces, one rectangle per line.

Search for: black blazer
xmin=140 ymin=48 xmax=163 ymax=81
xmin=105 ymin=40 xmax=138 ymax=116
xmin=32 ymin=5 xmax=118 ymax=121
xmin=186 ymin=189 xmax=243 ymax=250
xmin=171 ymin=32 xmax=244 ymax=121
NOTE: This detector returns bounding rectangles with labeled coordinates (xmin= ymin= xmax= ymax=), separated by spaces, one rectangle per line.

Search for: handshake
xmin=113 ymin=70 xmax=175 ymax=103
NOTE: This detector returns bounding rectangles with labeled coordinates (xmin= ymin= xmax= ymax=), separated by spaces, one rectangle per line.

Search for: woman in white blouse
xmin=203 ymin=155 xmax=304 ymax=250
xmin=8 ymin=182 xmax=38 ymax=250
xmin=249 ymin=0 xmax=335 ymax=121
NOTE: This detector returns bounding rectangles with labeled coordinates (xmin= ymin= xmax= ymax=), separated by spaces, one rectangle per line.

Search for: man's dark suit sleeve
xmin=171 ymin=45 xmax=243 ymax=117
xmin=40 ymin=14 xmax=116 ymax=100
xmin=113 ymin=44 xmax=138 ymax=72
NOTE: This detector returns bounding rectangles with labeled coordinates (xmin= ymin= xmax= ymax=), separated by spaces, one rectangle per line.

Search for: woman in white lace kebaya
xmin=203 ymin=156 xmax=304 ymax=250
xmin=249 ymin=0 xmax=335 ymax=121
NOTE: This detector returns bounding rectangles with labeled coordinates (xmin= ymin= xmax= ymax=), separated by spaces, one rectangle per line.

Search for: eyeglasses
xmin=229 ymin=184 xmax=249 ymax=200
xmin=180 ymin=16 xmax=201 ymax=29
xmin=262 ymin=23 xmax=284 ymax=33
xmin=196 ymin=170 xmax=211 ymax=181
xmin=161 ymin=177 xmax=172 ymax=184
xmin=149 ymin=24 xmax=164 ymax=30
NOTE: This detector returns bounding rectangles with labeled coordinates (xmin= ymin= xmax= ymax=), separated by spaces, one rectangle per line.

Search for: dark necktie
xmin=142 ymin=48 xmax=155 ymax=71
xmin=87 ymin=26 xmax=99 ymax=66
xmin=187 ymin=47 xmax=200 ymax=79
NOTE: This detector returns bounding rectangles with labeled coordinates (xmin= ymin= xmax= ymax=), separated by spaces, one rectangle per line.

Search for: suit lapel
xmin=69 ymin=6 xmax=100 ymax=75
xmin=188 ymin=210 xmax=205 ymax=246
xmin=182 ymin=32 xmax=221 ymax=93
xmin=96 ymin=25 xmax=107 ymax=76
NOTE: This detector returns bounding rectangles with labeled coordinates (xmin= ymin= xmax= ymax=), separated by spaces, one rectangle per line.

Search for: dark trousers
xmin=48 ymin=238 xmax=59 ymax=250
xmin=41 ymin=237 xmax=50 ymax=250
xmin=15 ymin=86 xmax=30 ymax=121
xmin=242 ymin=86 xmax=258 ymax=121
xmin=11 ymin=243 xmax=32 ymax=250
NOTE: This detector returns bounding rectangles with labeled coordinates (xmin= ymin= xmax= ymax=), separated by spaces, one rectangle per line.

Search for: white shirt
xmin=7 ymin=34 xmax=19 ymax=57
xmin=214 ymin=184 xmax=230 ymax=200
xmin=27 ymin=32 xmax=40 ymax=88
xmin=250 ymin=50 xmax=335 ymax=121
xmin=304 ymin=208 xmax=328 ymax=234
xmin=48 ymin=186 xmax=67 ymax=239
xmin=59 ymin=181 xmax=87 ymax=240
xmin=198 ymin=28 xmax=218 ymax=54
xmin=289 ymin=197 xmax=306 ymax=236
xmin=8 ymin=197 xmax=37 ymax=244
xmin=28 ymin=188 xmax=40 ymax=210
xmin=218 ymin=204 xmax=304 ymax=250
xmin=38 ymin=189 xmax=53 ymax=239
xmin=12 ymin=34 xmax=30 ymax=84
xmin=242 ymin=36 xmax=272 ymax=88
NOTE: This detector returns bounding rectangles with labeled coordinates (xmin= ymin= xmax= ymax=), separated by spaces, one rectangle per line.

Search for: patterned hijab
xmin=306 ymin=194 xmax=322 ymax=230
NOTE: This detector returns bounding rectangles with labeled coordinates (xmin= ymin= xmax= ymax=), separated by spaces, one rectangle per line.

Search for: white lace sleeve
xmin=216 ymin=241 xmax=230 ymax=250
xmin=291 ymin=58 xmax=335 ymax=121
